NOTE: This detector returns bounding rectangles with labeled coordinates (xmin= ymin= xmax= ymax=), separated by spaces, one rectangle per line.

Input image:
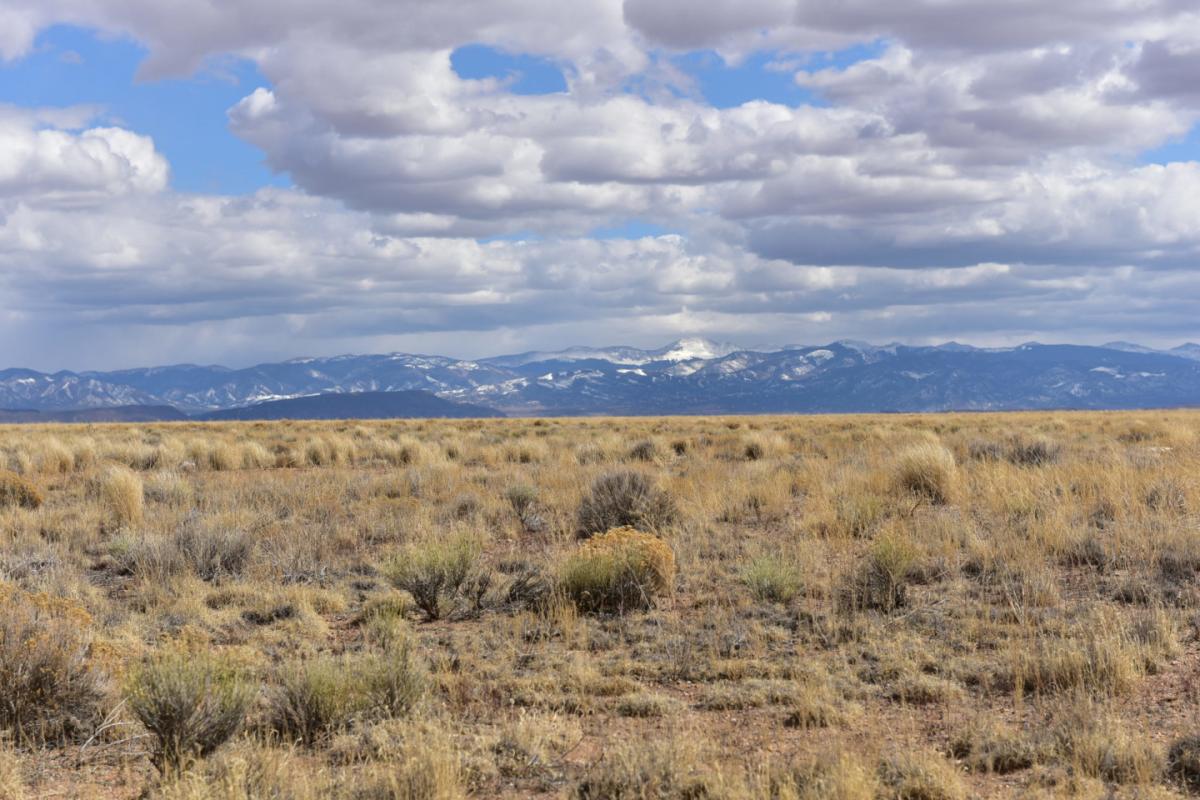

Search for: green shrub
xmin=505 ymin=484 xmax=545 ymax=533
xmin=505 ymin=484 xmax=538 ymax=518
xmin=741 ymin=556 xmax=803 ymax=603
xmin=126 ymin=649 xmax=253 ymax=774
xmin=385 ymin=533 xmax=481 ymax=621
xmin=270 ymin=644 xmax=425 ymax=747
xmin=0 ymin=470 xmax=42 ymax=510
xmin=576 ymin=471 xmax=677 ymax=538
xmin=270 ymin=657 xmax=359 ymax=747
xmin=360 ymin=639 xmax=426 ymax=719
xmin=561 ymin=527 xmax=675 ymax=614
xmin=846 ymin=533 xmax=919 ymax=612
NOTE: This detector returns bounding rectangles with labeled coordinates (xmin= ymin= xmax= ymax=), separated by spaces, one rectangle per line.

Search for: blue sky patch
xmin=451 ymin=44 xmax=568 ymax=94
xmin=0 ymin=24 xmax=286 ymax=195
xmin=671 ymin=50 xmax=818 ymax=108
xmin=1139 ymin=124 xmax=1200 ymax=165
xmin=590 ymin=220 xmax=676 ymax=239
xmin=667 ymin=40 xmax=886 ymax=109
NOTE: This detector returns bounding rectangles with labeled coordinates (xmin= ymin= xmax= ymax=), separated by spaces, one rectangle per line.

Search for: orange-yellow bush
xmin=561 ymin=527 xmax=675 ymax=614
xmin=0 ymin=586 xmax=104 ymax=742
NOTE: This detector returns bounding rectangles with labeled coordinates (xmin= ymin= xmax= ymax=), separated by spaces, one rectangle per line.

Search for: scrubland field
xmin=2 ymin=412 xmax=1200 ymax=799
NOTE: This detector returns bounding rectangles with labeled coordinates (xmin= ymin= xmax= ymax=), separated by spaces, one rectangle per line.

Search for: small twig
xmin=77 ymin=700 xmax=130 ymax=764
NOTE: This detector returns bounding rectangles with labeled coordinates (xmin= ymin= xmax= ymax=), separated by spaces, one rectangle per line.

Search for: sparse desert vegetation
xmin=0 ymin=411 xmax=1199 ymax=797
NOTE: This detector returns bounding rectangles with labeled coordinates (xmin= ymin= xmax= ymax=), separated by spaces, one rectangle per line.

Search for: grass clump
xmin=172 ymin=526 xmax=255 ymax=581
xmin=344 ymin=727 xmax=465 ymax=800
xmin=505 ymin=484 xmax=545 ymax=533
xmin=94 ymin=464 xmax=144 ymax=528
xmin=1007 ymin=436 xmax=1062 ymax=466
xmin=877 ymin=749 xmax=967 ymax=800
xmin=0 ymin=586 xmax=104 ymax=743
xmin=614 ymin=692 xmax=681 ymax=718
xmin=766 ymin=752 xmax=879 ymax=800
xmin=741 ymin=555 xmax=803 ymax=603
xmin=0 ymin=470 xmax=42 ymax=510
xmin=1004 ymin=627 xmax=1143 ymax=697
xmin=386 ymin=532 xmax=481 ymax=621
xmin=846 ymin=532 xmax=919 ymax=612
xmin=627 ymin=439 xmax=658 ymax=462
xmin=1047 ymin=704 xmax=1163 ymax=784
xmin=574 ymin=739 xmax=715 ymax=800
xmin=270 ymin=643 xmax=425 ymax=747
xmin=561 ymin=526 xmax=675 ymax=614
xmin=270 ymin=657 xmax=360 ymax=747
xmin=892 ymin=442 xmax=958 ymax=505
xmin=110 ymin=524 xmax=254 ymax=582
xmin=576 ymin=470 xmax=677 ymax=538
xmin=359 ymin=639 xmax=427 ymax=719
xmin=1167 ymin=736 xmax=1200 ymax=791
xmin=950 ymin=721 xmax=1040 ymax=774
xmin=126 ymin=649 xmax=253 ymax=775
xmin=0 ymin=744 xmax=25 ymax=800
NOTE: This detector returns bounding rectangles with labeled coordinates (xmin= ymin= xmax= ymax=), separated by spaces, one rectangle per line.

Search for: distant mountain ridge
xmin=3 ymin=338 xmax=1200 ymax=417
xmin=0 ymin=406 xmax=188 ymax=424
xmin=197 ymin=391 xmax=502 ymax=421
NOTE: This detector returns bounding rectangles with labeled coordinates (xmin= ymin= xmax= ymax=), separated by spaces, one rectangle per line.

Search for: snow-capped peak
xmin=653 ymin=337 xmax=740 ymax=362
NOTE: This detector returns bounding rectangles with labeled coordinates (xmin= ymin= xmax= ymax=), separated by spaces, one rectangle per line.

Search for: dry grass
xmin=0 ymin=470 xmax=42 ymax=510
xmin=0 ymin=742 xmax=26 ymax=800
xmin=93 ymin=464 xmax=144 ymax=529
xmin=0 ymin=410 xmax=1197 ymax=797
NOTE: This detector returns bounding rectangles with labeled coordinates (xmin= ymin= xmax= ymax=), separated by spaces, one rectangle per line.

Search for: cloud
xmin=1 ymin=1 xmax=1200 ymax=367
xmin=0 ymin=106 xmax=168 ymax=203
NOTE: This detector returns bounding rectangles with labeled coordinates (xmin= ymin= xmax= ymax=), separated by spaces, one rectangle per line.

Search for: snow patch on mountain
xmin=654 ymin=338 xmax=739 ymax=362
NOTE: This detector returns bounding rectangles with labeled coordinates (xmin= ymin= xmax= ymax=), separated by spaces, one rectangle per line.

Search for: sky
xmin=1 ymin=1 xmax=1199 ymax=370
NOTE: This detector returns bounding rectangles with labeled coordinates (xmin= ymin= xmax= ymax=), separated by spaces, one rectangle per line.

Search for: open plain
xmin=2 ymin=411 xmax=1200 ymax=799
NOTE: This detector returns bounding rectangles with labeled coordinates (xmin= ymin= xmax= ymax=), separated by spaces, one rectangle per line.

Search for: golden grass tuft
xmin=0 ymin=744 xmax=26 ymax=800
xmin=93 ymin=463 xmax=144 ymax=528
xmin=0 ymin=469 xmax=43 ymax=510
xmin=765 ymin=751 xmax=879 ymax=800
xmin=892 ymin=441 xmax=959 ymax=504
xmin=877 ymin=749 xmax=967 ymax=800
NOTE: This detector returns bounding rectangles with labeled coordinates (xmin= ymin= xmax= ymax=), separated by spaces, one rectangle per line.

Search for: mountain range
xmin=3 ymin=337 xmax=1200 ymax=419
